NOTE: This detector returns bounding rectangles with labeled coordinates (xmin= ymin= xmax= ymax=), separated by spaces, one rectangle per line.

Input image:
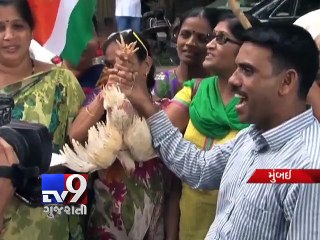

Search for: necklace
xmin=31 ymin=58 xmax=35 ymax=75
xmin=0 ymin=58 xmax=36 ymax=90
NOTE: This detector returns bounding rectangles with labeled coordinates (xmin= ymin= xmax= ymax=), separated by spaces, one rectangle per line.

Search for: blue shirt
xmin=148 ymin=109 xmax=320 ymax=240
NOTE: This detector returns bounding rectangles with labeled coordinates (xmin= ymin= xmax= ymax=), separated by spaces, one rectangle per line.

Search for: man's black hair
xmin=241 ymin=22 xmax=319 ymax=99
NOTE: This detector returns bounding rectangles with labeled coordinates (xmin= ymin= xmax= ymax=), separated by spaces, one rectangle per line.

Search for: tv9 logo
xmin=42 ymin=174 xmax=88 ymax=204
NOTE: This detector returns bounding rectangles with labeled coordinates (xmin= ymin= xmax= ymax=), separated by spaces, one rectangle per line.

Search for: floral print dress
xmin=87 ymin=159 xmax=165 ymax=240
xmin=152 ymin=69 xmax=181 ymax=99
xmin=85 ymin=90 xmax=165 ymax=240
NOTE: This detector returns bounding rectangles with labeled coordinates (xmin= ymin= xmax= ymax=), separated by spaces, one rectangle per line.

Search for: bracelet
xmin=85 ymin=106 xmax=95 ymax=117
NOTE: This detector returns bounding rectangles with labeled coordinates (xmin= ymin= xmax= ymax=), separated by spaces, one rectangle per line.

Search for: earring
xmin=144 ymin=73 xmax=148 ymax=77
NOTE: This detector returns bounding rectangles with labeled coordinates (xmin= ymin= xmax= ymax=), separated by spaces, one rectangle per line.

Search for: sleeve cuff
xmin=147 ymin=110 xmax=174 ymax=138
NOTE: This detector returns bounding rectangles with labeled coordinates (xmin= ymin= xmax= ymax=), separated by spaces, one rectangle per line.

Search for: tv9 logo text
xmin=42 ymin=174 xmax=88 ymax=205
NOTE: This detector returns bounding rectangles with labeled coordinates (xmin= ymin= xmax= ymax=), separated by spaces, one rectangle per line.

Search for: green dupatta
xmin=186 ymin=76 xmax=249 ymax=139
xmin=0 ymin=68 xmax=85 ymax=152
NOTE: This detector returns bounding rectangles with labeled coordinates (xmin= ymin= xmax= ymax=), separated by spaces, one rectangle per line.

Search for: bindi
xmin=0 ymin=20 xmax=13 ymax=24
xmin=0 ymin=19 xmax=23 ymax=23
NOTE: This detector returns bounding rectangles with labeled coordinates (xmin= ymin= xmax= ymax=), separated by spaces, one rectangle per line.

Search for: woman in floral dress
xmin=69 ymin=31 xmax=165 ymax=240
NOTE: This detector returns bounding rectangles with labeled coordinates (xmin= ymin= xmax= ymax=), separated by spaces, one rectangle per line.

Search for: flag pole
xmin=228 ymin=0 xmax=252 ymax=29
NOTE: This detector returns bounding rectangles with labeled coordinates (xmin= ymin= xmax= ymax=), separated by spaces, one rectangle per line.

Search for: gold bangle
xmin=85 ymin=106 xmax=95 ymax=117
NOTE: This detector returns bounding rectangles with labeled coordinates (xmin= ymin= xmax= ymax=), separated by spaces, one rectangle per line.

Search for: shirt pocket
xmin=229 ymin=187 xmax=285 ymax=240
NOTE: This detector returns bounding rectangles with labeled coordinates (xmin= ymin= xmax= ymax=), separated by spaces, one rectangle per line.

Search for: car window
xmin=239 ymin=0 xmax=261 ymax=7
xmin=270 ymin=0 xmax=295 ymax=17
xmin=250 ymin=0 xmax=280 ymax=19
xmin=296 ymin=0 xmax=320 ymax=17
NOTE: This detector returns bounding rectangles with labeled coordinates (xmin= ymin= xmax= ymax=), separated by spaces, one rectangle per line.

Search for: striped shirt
xmin=147 ymin=109 xmax=320 ymax=240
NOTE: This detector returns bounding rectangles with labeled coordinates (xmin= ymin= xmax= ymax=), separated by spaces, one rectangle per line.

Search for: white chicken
xmin=60 ymin=36 xmax=157 ymax=173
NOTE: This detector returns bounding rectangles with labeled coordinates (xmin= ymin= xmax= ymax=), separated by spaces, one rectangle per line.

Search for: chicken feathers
xmin=60 ymin=37 xmax=157 ymax=173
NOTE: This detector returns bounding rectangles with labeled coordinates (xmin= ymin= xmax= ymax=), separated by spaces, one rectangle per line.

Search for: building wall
xmin=160 ymin=0 xmax=213 ymax=21
xmin=95 ymin=0 xmax=213 ymax=24
xmin=96 ymin=0 xmax=115 ymax=23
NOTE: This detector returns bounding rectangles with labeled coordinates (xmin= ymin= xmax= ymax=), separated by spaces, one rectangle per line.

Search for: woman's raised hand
xmin=103 ymin=36 xmax=158 ymax=117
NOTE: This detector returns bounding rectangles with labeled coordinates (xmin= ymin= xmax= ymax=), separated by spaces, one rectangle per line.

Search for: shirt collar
xmin=249 ymin=110 xmax=315 ymax=152
xmin=248 ymin=127 xmax=269 ymax=153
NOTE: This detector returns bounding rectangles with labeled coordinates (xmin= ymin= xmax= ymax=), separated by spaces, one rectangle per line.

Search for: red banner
xmin=28 ymin=0 xmax=61 ymax=45
xmin=247 ymin=169 xmax=320 ymax=184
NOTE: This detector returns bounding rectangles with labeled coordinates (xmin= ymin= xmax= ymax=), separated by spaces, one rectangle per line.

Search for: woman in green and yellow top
xmin=173 ymin=77 xmax=248 ymax=239
xmin=163 ymin=12 xmax=259 ymax=239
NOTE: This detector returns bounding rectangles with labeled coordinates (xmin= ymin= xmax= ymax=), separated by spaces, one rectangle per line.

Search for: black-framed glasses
xmin=210 ymin=31 xmax=242 ymax=45
xmin=103 ymin=59 xmax=114 ymax=68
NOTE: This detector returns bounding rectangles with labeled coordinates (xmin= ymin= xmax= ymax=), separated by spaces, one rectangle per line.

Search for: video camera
xmin=0 ymin=94 xmax=52 ymax=206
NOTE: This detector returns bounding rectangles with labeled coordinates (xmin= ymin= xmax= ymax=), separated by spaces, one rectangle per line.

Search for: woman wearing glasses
xmin=152 ymin=7 xmax=222 ymax=239
xmin=153 ymin=7 xmax=219 ymax=99
xmin=166 ymin=12 xmax=259 ymax=240
xmin=69 ymin=31 xmax=165 ymax=240
xmin=110 ymin=11 xmax=260 ymax=240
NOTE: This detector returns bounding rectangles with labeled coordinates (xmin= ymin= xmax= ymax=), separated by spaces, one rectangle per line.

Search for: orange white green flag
xmin=28 ymin=0 xmax=97 ymax=65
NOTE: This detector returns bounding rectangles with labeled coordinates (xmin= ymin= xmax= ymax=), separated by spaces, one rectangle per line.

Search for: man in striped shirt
xmin=115 ymin=22 xmax=320 ymax=239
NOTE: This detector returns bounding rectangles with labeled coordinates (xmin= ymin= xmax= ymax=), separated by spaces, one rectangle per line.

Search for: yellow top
xmin=173 ymin=84 xmax=238 ymax=240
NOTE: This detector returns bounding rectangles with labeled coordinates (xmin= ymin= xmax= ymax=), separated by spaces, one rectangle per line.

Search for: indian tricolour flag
xmin=28 ymin=0 xmax=97 ymax=66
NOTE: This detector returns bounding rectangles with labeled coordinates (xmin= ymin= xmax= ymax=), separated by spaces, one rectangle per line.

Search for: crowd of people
xmin=0 ymin=0 xmax=320 ymax=240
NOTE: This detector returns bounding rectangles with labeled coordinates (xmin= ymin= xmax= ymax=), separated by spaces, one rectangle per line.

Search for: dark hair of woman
xmin=217 ymin=10 xmax=261 ymax=41
xmin=0 ymin=0 xmax=35 ymax=30
xmin=177 ymin=7 xmax=221 ymax=33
